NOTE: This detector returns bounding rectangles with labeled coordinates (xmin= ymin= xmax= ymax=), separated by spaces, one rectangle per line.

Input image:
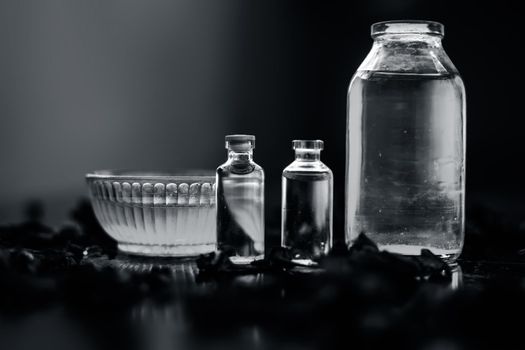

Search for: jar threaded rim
xmin=371 ymin=20 xmax=444 ymax=38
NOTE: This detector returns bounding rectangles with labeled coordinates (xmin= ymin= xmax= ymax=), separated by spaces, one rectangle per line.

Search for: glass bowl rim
xmin=86 ymin=169 xmax=215 ymax=182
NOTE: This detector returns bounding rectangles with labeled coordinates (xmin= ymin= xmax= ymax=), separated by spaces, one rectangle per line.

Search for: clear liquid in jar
xmin=346 ymin=71 xmax=465 ymax=261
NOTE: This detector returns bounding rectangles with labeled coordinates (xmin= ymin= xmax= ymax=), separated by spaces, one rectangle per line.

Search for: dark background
xmin=1 ymin=0 xmax=522 ymax=245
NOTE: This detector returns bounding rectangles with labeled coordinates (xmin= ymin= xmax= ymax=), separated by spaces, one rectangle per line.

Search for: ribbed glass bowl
xmin=86 ymin=170 xmax=216 ymax=257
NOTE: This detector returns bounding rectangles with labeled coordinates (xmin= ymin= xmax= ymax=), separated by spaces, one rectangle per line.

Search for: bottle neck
xmin=295 ymin=150 xmax=321 ymax=161
xmin=228 ymin=150 xmax=253 ymax=162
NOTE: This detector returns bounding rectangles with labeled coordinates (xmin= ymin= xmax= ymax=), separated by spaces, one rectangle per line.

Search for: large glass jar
xmin=346 ymin=21 xmax=466 ymax=262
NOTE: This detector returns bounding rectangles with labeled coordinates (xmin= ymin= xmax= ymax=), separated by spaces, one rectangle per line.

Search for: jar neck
xmin=228 ymin=150 xmax=253 ymax=162
xmin=374 ymin=33 xmax=443 ymax=47
xmin=295 ymin=150 xmax=321 ymax=161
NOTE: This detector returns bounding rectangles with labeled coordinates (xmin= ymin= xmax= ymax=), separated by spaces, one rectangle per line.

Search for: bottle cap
xmin=225 ymin=134 xmax=255 ymax=152
xmin=292 ymin=140 xmax=324 ymax=151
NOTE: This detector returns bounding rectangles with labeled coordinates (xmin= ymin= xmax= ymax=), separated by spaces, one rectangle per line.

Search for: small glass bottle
xmin=216 ymin=135 xmax=264 ymax=263
xmin=282 ymin=140 xmax=333 ymax=264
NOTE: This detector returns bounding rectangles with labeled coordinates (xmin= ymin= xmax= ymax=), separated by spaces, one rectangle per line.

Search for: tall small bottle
xmin=216 ymin=135 xmax=264 ymax=263
xmin=282 ymin=140 xmax=333 ymax=264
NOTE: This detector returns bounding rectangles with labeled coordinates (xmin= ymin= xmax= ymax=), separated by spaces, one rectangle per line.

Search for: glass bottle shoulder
xmin=283 ymin=160 xmax=332 ymax=180
xmin=217 ymin=160 xmax=264 ymax=178
xmin=356 ymin=38 xmax=459 ymax=77
xmin=348 ymin=35 xmax=466 ymax=99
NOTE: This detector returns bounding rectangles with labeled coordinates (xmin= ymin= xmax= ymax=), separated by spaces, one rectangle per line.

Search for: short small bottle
xmin=216 ymin=135 xmax=265 ymax=263
xmin=281 ymin=140 xmax=333 ymax=264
